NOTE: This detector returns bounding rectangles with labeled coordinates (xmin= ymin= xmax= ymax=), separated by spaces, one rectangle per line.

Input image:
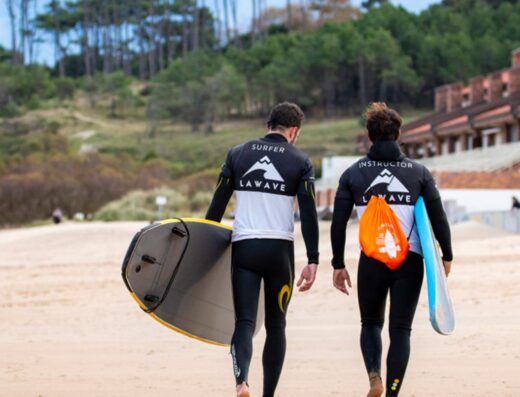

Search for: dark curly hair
xmin=364 ymin=102 xmax=402 ymax=142
xmin=267 ymin=102 xmax=305 ymax=131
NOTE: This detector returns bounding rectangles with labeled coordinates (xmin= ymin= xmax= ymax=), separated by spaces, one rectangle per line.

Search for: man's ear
xmin=290 ymin=127 xmax=299 ymax=143
xmin=397 ymin=130 xmax=401 ymax=141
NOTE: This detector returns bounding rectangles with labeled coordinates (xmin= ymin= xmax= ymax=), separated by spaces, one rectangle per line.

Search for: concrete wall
xmin=320 ymin=156 xmax=360 ymax=182
xmin=439 ymin=189 xmax=520 ymax=213
xmin=472 ymin=210 xmax=520 ymax=233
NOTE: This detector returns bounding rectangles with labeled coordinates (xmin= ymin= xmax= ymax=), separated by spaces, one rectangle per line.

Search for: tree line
xmin=5 ymin=0 xmax=362 ymax=79
xmin=3 ymin=0 xmax=519 ymax=129
xmin=7 ymin=0 xmax=217 ymax=78
xmin=150 ymin=0 xmax=520 ymax=131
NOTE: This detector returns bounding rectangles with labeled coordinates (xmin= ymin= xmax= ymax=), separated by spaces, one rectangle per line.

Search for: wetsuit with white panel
xmin=206 ymin=132 xmax=319 ymax=397
xmin=331 ymin=139 xmax=453 ymax=396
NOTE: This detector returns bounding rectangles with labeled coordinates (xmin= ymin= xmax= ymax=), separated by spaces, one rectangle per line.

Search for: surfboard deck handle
xmin=144 ymin=294 xmax=160 ymax=303
xmin=143 ymin=218 xmax=191 ymax=314
xmin=172 ymin=226 xmax=187 ymax=238
xmin=142 ymin=254 xmax=157 ymax=265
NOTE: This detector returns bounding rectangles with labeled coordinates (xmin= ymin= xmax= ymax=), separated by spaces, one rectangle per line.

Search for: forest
xmin=2 ymin=0 xmax=519 ymax=124
xmin=1 ymin=0 xmax=520 ymax=224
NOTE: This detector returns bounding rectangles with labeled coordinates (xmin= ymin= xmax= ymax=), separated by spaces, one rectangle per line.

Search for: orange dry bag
xmin=359 ymin=196 xmax=410 ymax=270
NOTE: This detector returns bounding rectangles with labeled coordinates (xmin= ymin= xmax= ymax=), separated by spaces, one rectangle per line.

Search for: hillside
xmin=2 ymin=0 xmax=519 ymax=225
xmin=0 ymin=96 xmax=362 ymax=225
xmin=0 ymin=93 xmax=428 ymax=225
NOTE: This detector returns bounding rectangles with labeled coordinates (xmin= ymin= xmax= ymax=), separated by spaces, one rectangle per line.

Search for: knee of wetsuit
xmin=388 ymin=323 xmax=412 ymax=335
xmin=235 ymin=317 xmax=257 ymax=332
xmin=361 ymin=319 xmax=384 ymax=328
xmin=264 ymin=319 xmax=286 ymax=333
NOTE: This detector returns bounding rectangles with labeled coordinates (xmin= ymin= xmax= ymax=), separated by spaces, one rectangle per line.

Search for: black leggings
xmin=230 ymin=239 xmax=294 ymax=397
xmin=357 ymin=251 xmax=424 ymax=397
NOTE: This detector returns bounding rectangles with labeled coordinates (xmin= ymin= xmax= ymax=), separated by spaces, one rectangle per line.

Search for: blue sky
xmin=235 ymin=0 xmax=441 ymax=19
xmin=0 ymin=0 xmax=440 ymax=65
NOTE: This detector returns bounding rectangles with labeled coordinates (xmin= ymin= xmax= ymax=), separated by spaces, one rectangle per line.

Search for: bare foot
xmin=367 ymin=373 xmax=384 ymax=397
xmin=236 ymin=382 xmax=251 ymax=397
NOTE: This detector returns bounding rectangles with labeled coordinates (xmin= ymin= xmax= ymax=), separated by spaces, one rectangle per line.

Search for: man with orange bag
xmin=330 ymin=103 xmax=453 ymax=397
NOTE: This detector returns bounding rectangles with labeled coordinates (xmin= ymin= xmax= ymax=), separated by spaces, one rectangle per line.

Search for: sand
xmin=1 ymin=220 xmax=520 ymax=397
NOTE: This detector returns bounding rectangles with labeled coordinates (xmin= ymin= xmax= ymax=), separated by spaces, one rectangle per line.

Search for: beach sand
xmin=1 ymin=220 xmax=519 ymax=396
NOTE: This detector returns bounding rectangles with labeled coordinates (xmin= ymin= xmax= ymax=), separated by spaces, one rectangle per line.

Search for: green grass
xmin=2 ymin=90 xmax=429 ymax=172
xmin=2 ymin=99 xmax=430 ymax=181
xmin=81 ymin=107 xmax=428 ymax=179
xmin=81 ymin=117 xmax=364 ymax=178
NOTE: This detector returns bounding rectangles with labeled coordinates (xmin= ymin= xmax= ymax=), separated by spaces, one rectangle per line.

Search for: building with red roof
xmin=401 ymin=49 xmax=520 ymax=158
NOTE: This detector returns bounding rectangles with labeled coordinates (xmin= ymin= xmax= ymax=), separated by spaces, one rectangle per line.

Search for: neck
xmin=266 ymin=131 xmax=290 ymax=142
xmin=368 ymin=140 xmax=404 ymax=161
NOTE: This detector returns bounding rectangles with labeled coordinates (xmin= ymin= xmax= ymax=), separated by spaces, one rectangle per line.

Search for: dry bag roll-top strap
xmin=359 ymin=196 xmax=410 ymax=270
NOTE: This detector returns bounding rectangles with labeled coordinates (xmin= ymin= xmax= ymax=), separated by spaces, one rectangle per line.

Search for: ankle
xmin=367 ymin=373 xmax=384 ymax=397
xmin=236 ymin=382 xmax=251 ymax=397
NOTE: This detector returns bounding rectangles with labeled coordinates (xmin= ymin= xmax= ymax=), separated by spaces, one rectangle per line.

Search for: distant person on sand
xmin=512 ymin=196 xmax=520 ymax=210
xmin=206 ymin=102 xmax=319 ymax=397
xmin=52 ymin=208 xmax=63 ymax=224
xmin=330 ymin=103 xmax=453 ymax=397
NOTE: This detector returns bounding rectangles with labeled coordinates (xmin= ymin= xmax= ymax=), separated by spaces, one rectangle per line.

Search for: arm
xmin=330 ymin=181 xmax=355 ymax=270
xmin=424 ymin=198 xmax=453 ymax=262
xmin=205 ymin=175 xmax=234 ymax=222
xmin=330 ymin=173 xmax=354 ymax=294
xmin=296 ymin=160 xmax=319 ymax=292
xmin=205 ymin=151 xmax=234 ymax=222
xmin=297 ymin=180 xmax=319 ymax=264
xmin=422 ymin=168 xmax=453 ymax=262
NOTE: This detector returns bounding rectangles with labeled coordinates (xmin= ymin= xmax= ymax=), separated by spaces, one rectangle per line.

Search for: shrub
xmin=55 ymin=77 xmax=76 ymax=100
xmin=0 ymin=102 xmax=20 ymax=118
xmin=0 ymin=64 xmax=54 ymax=114
xmin=190 ymin=191 xmax=214 ymax=212
xmin=95 ymin=187 xmax=190 ymax=221
xmin=0 ymin=153 xmax=171 ymax=225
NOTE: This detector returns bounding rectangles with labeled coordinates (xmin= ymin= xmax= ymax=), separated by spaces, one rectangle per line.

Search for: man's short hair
xmin=267 ymin=102 xmax=305 ymax=130
xmin=364 ymin=102 xmax=402 ymax=142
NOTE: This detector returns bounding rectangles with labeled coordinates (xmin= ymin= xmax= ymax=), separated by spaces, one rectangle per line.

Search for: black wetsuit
xmin=331 ymin=140 xmax=453 ymax=396
xmin=206 ymin=133 xmax=319 ymax=397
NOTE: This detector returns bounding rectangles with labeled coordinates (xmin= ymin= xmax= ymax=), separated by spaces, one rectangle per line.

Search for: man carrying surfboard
xmin=206 ymin=102 xmax=319 ymax=397
xmin=330 ymin=103 xmax=453 ymax=397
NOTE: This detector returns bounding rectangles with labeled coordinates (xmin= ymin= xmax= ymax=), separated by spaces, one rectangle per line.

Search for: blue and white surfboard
xmin=414 ymin=197 xmax=455 ymax=335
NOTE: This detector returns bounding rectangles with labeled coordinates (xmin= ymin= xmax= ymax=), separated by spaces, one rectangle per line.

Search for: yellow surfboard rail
xmin=159 ymin=217 xmax=233 ymax=231
xmin=126 ymin=217 xmax=233 ymax=347
xmin=129 ymin=292 xmax=228 ymax=347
